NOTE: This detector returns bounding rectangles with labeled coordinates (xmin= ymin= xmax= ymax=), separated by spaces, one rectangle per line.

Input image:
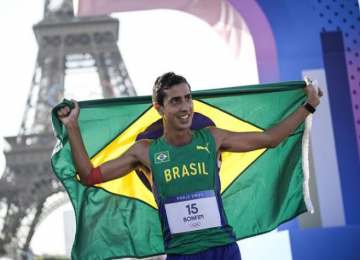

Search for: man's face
xmin=158 ymin=83 xmax=194 ymax=131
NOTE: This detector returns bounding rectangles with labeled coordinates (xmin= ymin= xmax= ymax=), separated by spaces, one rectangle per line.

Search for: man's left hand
xmin=304 ymin=76 xmax=323 ymax=107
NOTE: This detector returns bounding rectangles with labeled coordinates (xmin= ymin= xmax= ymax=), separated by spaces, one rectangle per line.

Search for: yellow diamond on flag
xmin=90 ymin=100 xmax=266 ymax=209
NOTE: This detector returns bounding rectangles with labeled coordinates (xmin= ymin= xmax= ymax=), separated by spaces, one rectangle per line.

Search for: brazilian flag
xmin=51 ymin=81 xmax=313 ymax=260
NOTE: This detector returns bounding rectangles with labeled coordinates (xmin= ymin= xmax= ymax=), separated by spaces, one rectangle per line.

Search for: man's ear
xmin=153 ymin=102 xmax=164 ymax=116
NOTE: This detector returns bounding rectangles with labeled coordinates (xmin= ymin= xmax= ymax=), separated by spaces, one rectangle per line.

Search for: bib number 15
xmin=186 ymin=203 xmax=198 ymax=215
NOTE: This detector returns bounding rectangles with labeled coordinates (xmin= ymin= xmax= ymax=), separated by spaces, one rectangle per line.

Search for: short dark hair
xmin=152 ymin=72 xmax=191 ymax=106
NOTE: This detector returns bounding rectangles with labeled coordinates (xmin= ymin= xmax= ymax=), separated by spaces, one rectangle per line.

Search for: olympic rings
xmin=189 ymin=222 xmax=201 ymax=228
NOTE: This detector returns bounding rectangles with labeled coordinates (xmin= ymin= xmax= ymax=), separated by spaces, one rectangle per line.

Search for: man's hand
xmin=57 ymin=99 xmax=80 ymax=127
xmin=304 ymin=76 xmax=323 ymax=107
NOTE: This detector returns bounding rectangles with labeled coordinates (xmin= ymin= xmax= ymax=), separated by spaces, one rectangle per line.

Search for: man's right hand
xmin=57 ymin=99 xmax=80 ymax=127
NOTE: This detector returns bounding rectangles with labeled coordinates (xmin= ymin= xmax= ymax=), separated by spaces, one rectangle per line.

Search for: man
xmin=57 ymin=72 xmax=322 ymax=259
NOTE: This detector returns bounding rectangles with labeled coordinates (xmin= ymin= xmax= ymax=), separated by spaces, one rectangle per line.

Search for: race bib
xmin=164 ymin=190 xmax=222 ymax=234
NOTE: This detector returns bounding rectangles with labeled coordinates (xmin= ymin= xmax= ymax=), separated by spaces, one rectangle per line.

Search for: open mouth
xmin=178 ymin=114 xmax=191 ymax=122
xmin=179 ymin=115 xmax=190 ymax=119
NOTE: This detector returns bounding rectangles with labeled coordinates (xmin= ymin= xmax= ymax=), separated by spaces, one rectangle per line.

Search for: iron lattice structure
xmin=0 ymin=0 xmax=136 ymax=258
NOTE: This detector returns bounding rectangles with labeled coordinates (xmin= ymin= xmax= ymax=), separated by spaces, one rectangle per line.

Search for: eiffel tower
xmin=0 ymin=0 xmax=136 ymax=258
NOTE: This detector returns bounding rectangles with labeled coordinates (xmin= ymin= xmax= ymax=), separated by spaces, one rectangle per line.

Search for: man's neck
xmin=163 ymin=129 xmax=193 ymax=147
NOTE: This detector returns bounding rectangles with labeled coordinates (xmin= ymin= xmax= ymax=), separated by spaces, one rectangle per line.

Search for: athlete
xmin=57 ymin=72 xmax=322 ymax=260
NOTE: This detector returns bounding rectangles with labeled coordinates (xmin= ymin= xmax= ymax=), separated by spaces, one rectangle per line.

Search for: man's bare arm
xmin=57 ymin=100 xmax=149 ymax=185
xmin=209 ymin=77 xmax=323 ymax=153
xmin=96 ymin=140 xmax=150 ymax=183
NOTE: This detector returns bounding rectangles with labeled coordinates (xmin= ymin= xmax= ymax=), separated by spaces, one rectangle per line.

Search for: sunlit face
xmin=157 ymin=83 xmax=194 ymax=131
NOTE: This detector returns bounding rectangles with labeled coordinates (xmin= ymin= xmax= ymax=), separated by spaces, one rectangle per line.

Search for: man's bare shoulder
xmin=206 ymin=127 xmax=227 ymax=151
xmin=207 ymin=126 xmax=224 ymax=137
xmin=130 ymin=139 xmax=151 ymax=168
xmin=131 ymin=139 xmax=151 ymax=152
